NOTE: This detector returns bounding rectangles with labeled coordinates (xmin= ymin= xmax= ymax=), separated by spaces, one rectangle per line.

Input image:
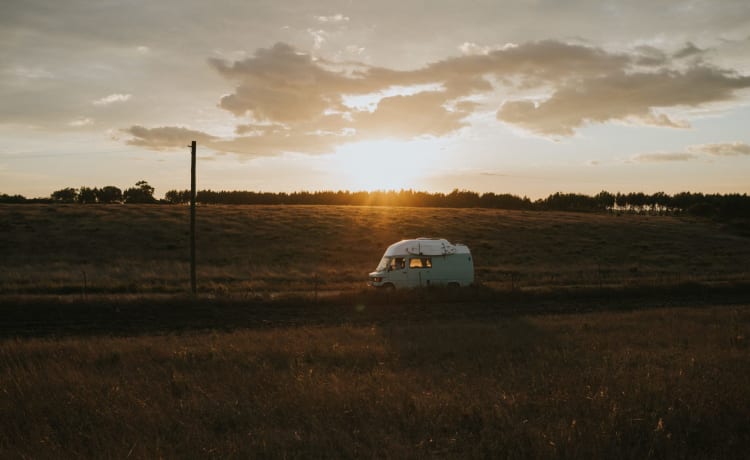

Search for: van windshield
xmin=376 ymin=256 xmax=390 ymax=271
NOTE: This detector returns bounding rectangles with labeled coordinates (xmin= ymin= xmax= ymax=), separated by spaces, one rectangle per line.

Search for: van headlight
xmin=371 ymin=276 xmax=383 ymax=282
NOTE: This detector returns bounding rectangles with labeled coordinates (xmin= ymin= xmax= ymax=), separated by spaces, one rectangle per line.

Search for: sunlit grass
xmin=1 ymin=203 xmax=749 ymax=296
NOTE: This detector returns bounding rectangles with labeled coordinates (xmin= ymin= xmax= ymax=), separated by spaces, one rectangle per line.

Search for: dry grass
xmin=1 ymin=305 xmax=748 ymax=458
xmin=2 ymin=204 xmax=749 ymax=457
xmin=1 ymin=204 xmax=749 ymax=297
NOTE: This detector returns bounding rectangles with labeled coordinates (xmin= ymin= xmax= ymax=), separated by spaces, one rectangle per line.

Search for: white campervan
xmin=368 ymin=238 xmax=474 ymax=289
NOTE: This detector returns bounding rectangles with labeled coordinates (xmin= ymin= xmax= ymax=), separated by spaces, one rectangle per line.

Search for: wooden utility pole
xmin=190 ymin=140 xmax=197 ymax=294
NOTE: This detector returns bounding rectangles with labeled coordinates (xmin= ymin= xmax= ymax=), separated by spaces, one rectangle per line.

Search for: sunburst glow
xmin=330 ymin=139 xmax=439 ymax=191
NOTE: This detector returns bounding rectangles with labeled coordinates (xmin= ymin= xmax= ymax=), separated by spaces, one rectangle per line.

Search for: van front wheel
xmin=381 ymin=283 xmax=395 ymax=291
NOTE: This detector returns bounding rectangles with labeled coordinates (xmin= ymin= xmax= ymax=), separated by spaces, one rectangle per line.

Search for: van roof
xmin=384 ymin=238 xmax=470 ymax=256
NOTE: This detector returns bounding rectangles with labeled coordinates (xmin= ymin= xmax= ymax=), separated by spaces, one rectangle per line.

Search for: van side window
xmin=409 ymin=257 xmax=432 ymax=269
xmin=390 ymin=257 xmax=405 ymax=270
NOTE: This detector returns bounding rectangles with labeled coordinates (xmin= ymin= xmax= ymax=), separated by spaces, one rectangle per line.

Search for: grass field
xmin=2 ymin=204 xmax=749 ymax=296
xmin=1 ymin=204 xmax=749 ymax=458
xmin=1 ymin=302 xmax=748 ymax=458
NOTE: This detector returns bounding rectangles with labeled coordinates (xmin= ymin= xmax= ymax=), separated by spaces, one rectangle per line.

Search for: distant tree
xmin=479 ymin=192 xmax=533 ymax=210
xmin=446 ymin=189 xmax=480 ymax=208
xmin=650 ymin=191 xmax=670 ymax=208
xmin=0 ymin=193 xmax=27 ymax=203
xmin=97 ymin=186 xmax=122 ymax=203
xmin=78 ymin=186 xmax=97 ymax=204
xmin=688 ymin=202 xmax=717 ymax=218
xmin=123 ymin=180 xmax=156 ymax=203
xmin=151 ymin=188 xmax=750 ymax=217
xmin=625 ymin=192 xmax=648 ymax=208
xmin=717 ymin=193 xmax=750 ymax=219
xmin=536 ymin=192 xmax=599 ymax=212
xmin=165 ymin=189 xmax=190 ymax=204
xmin=594 ymin=191 xmax=615 ymax=210
xmin=51 ymin=187 xmax=78 ymax=203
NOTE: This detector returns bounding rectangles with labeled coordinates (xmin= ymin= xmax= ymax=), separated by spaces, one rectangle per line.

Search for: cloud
xmin=344 ymin=45 xmax=365 ymax=56
xmin=459 ymin=42 xmax=517 ymax=56
xmin=123 ymin=122 xmax=348 ymax=157
xmin=308 ymin=29 xmax=327 ymax=49
xmin=691 ymin=141 xmax=750 ymax=156
xmin=128 ymin=40 xmax=750 ymax=155
xmin=631 ymin=142 xmax=750 ymax=163
xmin=631 ymin=152 xmax=698 ymax=163
xmin=633 ymin=46 xmax=669 ymax=66
xmin=93 ymin=93 xmax=132 ymax=106
xmin=9 ymin=66 xmax=55 ymax=80
xmin=209 ymin=43 xmax=356 ymax=122
xmin=315 ymin=14 xmax=349 ymax=23
xmin=207 ymin=41 xmax=634 ymax=126
xmin=211 ymin=130 xmax=344 ymax=157
xmin=497 ymin=66 xmax=750 ymax=136
xmin=351 ymin=91 xmax=475 ymax=139
xmin=674 ymin=42 xmax=705 ymax=60
xmin=68 ymin=117 xmax=94 ymax=127
xmin=123 ymin=126 xmax=218 ymax=150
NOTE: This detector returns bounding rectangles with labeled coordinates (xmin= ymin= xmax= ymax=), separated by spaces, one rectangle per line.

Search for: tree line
xmin=163 ymin=189 xmax=535 ymax=209
xmin=0 ymin=181 xmax=157 ymax=204
xmin=2 ymin=185 xmax=749 ymax=218
xmin=164 ymin=189 xmax=750 ymax=218
xmin=162 ymin=189 xmax=750 ymax=218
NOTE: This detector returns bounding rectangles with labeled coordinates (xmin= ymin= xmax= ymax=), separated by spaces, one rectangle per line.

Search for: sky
xmin=2 ymin=0 xmax=750 ymax=199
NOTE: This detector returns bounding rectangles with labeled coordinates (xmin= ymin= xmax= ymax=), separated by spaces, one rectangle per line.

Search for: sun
xmin=330 ymin=139 xmax=438 ymax=191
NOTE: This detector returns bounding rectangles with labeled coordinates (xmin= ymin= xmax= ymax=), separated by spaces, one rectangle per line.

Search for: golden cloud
xmin=496 ymin=67 xmax=749 ymax=136
xmin=125 ymin=41 xmax=750 ymax=155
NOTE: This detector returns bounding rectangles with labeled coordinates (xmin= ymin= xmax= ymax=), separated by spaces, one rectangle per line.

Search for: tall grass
xmin=2 ymin=204 xmax=749 ymax=297
xmin=1 ymin=306 xmax=748 ymax=458
xmin=2 ymin=205 xmax=748 ymax=457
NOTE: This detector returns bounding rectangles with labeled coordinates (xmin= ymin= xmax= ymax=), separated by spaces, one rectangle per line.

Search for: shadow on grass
xmin=1 ymin=281 xmax=749 ymax=339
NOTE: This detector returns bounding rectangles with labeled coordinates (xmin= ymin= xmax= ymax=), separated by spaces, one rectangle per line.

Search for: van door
xmin=385 ymin=256 xmax=409 ymax=288
xmin=407 ymin=257 xmax=433 ymax=287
